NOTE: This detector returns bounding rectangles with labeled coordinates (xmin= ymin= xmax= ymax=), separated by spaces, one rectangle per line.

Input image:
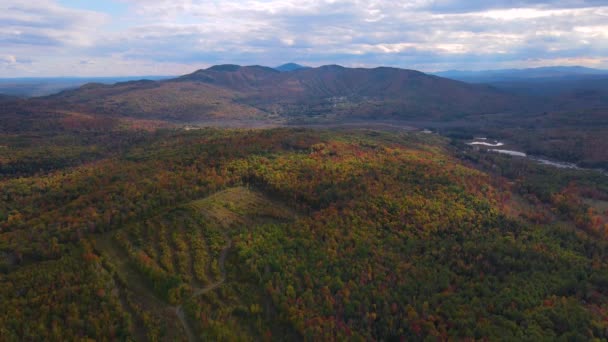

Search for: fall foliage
xmin=1 ymin=127 xmax=607 ymax=340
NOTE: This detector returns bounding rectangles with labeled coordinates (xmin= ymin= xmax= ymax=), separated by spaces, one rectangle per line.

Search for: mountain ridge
xmin=435 ymin=66 xmax=608 ymax=83
xmin=274 ymin=63 xmax=310 ymax=72
xmin=30 ymin=64 xmax=519 ymax=124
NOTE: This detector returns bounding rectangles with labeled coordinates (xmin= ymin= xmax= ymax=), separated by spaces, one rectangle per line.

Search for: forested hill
xmin=1 ymin=127 xmax=608 ymax=340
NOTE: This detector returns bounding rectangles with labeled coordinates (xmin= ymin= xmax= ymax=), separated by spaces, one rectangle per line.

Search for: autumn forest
xmin=1 ymin=123 xmax=608 ymax=341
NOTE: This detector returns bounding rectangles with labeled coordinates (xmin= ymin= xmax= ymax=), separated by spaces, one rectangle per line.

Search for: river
xmin=468 ymin=138 xmax=606 ymax=175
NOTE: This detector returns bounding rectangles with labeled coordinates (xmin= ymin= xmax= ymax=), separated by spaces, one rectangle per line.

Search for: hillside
xmin=1 ymin=127 xmax=608 ymax=340
xmin=49 ymin=80 xmax=269 ymax=123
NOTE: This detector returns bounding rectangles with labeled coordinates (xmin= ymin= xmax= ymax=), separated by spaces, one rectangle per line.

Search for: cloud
xmin=1 ymin=0 xmax=607 ymax=76
xmin=101 ymin=1 xmax=607 ymax=68
xmin=423 ymin=0 xmax=608 ymax=13
xmin=1 ymin=55 xmax=17 ymax=64
xmin=0 ymin=1 xmax=106 ymax=47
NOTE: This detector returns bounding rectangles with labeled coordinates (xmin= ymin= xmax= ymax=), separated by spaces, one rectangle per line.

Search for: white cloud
xmin=1 ymin=55 xmax=17 ymax=64
xmin=0 ymin=1 xmax=107 ymax=47
xmin=0 ymin=0 xmax=607 ymax=76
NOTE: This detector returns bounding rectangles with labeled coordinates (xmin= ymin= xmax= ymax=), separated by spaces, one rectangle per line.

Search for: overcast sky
xmin=1 ymin=0 xmax=607 ymax=76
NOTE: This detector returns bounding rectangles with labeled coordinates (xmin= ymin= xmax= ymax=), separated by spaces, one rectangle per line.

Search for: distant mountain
xmin=435 ymin=66 xmax=608 ymax=83
xmin=42 ymin=64 xmax=517 ymax=123
xmin=274 ymin=63 xmax=310 ymax=72
xmin=178 ymin=64 xmax=513 ymax=102
xmin=434 ymin=66 xmax=608 ymax=100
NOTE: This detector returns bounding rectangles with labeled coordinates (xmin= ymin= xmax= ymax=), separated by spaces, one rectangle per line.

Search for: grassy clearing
xmin=187 ymin=186 xmax=295 ymax=228
xmin=92 ymin=186 xmax=295 ymax=341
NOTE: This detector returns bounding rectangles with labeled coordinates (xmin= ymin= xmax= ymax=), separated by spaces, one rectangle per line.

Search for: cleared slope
xmin=94 ymin=186 xmax=296 ymax=341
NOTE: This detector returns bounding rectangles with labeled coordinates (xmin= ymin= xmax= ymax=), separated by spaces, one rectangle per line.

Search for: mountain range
xmin=3 ymin=64 xmax=606 ymax=98
xmin=434 ymin=66 xmax=608 ymax=83
xmin=23 ymin=64 xmax=517 ymax=125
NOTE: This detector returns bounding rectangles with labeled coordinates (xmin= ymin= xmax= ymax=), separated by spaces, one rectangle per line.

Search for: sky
xmin=1 ymin=0 xmax=607 ymax=77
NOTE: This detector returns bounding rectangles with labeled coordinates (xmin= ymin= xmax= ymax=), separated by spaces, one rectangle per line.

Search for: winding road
xmin=175 ymin=236 xmax=232 ymax=342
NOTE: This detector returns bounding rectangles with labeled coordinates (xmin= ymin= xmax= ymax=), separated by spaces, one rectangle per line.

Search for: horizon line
xmin=1 ymin=63 xmax=608 ymax=79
